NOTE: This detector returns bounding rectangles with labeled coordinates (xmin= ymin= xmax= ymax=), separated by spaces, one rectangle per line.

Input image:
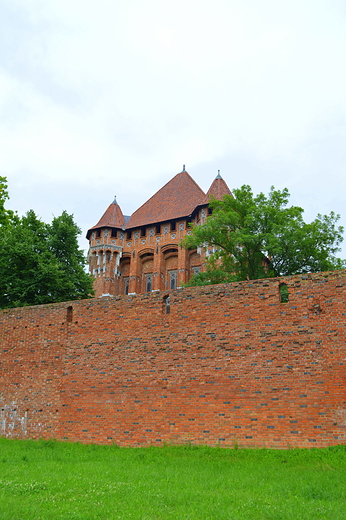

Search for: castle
xmin=1 ymin=169 xmax=345 ymax=448
xmin=86 ymin=167 xmax=232 ymax=297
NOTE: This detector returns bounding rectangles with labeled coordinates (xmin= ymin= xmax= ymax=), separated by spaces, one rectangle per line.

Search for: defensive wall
xmin=0 ymin=270 xmax=345 ymax=448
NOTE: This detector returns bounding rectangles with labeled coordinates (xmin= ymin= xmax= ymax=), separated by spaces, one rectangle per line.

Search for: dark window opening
xmin=164 ymin=248 xmax=178 ymax=256
xmin=111 ymin=229 xmax=117 ymax=238
xmin=124 ymin=278 xmax=129 ymax=295
xmin=171 ymin=221 xmax=176 ymax=231
xmin=67 ymin=306 xmax=73 ymax=323
xmin=163 ymin=295 xmax=170 ymax=314
xmin=141 ymin=253 xmax=154 ymax=261
xmin=279 ymin=283 xmax=289 ymax=303
xmin=96 ymin=230 xmax=101 ymax=238
xmin=127 ymin=230 xmax=132 ymax=240
xmin=141 ymin=227 xmax=146 ymax=237
xmin=156 ymin=224 xmax=161 ymax=234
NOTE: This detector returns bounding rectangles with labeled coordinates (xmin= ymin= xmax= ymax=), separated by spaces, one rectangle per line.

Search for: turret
xmin=86 ymin=197 xmax=126 ymax=297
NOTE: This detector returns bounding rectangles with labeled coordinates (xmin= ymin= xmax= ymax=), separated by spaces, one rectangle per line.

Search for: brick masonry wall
xmin=1 ymin=271 xmax=345 ymax=448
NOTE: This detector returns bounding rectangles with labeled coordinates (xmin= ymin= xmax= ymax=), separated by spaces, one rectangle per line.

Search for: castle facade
xmin=86 ymin=168 xmax=232 ymax=297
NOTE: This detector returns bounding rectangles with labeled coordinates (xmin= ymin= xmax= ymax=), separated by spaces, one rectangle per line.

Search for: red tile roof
xmin=125 ymin=171 xmax=206 ymax=228
xmin=203 ymin=173 xmax=233 ymax=203
xmin=87 ymin=171 xmax=233 ymax=237
xmin=87 ymin=197 xmax=125 ymax=237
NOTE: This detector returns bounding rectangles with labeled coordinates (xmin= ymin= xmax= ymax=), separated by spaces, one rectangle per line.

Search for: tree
xmin=182 ymin=185 xmax=345 ymax=285
xmin=0 ymin=182 xmax=94 ymax=308
xmin=0 ymin=176 xmax=15 ymax=227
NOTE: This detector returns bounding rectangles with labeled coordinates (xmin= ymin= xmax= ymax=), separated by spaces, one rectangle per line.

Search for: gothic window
xmin=145 ymin=274 xmax=153 ymax=293
xmin=163 ymin=225 xmax=169 ymax=234
xmin=104 ymin=229 xmax=109 ymax=237
xmin=149 ymin=228 xmax=155 ymax=237
xmin=179 ymin=223 xmax=184 ymax=231
xmin=134 ymin=231 xmax=140 ymax=239
xmin=124 ymin=277 xmax=129 ymax=295
xmin=192 ymin=266 xmax=201 ymax=275
xmin=169 ymin=270 xmax=177 ymax=290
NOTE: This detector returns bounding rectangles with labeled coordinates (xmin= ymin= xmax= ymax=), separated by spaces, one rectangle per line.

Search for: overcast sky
xmin=1 ymin=0 xmax=345 ymax=257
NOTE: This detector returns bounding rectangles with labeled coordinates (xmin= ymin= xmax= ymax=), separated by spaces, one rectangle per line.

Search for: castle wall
xmin=1 ymin=271 xmax=345 ymax=448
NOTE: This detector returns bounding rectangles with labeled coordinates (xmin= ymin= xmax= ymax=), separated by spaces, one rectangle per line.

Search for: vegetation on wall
xmin=183 ymin=185 xmax=345 ymax=285
xmin=0 ymin=177 xmax=94 ymax=308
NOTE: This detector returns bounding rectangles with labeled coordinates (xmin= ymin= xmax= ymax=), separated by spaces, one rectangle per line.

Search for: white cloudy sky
xmin=1 ymin=0 xmax=345 ymax=257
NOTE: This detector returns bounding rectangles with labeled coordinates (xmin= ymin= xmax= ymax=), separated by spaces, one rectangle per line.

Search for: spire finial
xmin=216 ymin=170 xmax=222 ymax=179
xmin=182 ymin=164 xmax=186 ymax=172
xmin=113 ymin=195 xmax=117 ymax=204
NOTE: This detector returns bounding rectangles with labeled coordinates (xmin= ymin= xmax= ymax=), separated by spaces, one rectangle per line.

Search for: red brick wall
xmin=1 ymin=271 xmax=345 ymax=448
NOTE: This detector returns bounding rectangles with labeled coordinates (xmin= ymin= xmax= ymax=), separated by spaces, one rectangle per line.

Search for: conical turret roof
xmin=203 ymin=171 xmax=233 ymax=203
xmin=86 ymin=196 xmax=125 ymax=238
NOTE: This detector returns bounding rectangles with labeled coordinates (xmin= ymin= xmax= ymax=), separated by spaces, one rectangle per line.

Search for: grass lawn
xmin=0 ymin=439 xmax=345 ymax=519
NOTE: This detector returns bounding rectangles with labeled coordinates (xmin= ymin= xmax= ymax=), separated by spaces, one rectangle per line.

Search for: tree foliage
xmin=183 ymin=185 xmax=345 ymax=285
xmin=0 ymin=176 xmax=15 ymax=227
xmin=0 ymin=179 xmax=94 ymax=308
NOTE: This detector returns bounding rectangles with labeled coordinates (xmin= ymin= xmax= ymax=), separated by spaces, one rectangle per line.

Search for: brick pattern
xmin=1 ymin=271 xmax=345 ymax=448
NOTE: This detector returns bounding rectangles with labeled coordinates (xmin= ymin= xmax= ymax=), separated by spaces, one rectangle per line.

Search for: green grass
xmin=0 ymin=439 xmax=345 ymax=519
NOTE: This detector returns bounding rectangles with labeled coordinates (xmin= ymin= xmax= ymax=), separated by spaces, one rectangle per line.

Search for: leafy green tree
xmin=0 ymin=176 xmax=15 ymax=227
xmin=0 ymin=183 xmax=94 ymax=308
xmin=183 ymin=185 xmax=345 ymax=285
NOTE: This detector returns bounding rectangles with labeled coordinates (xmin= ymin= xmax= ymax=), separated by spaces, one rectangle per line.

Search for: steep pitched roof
xmin=87 ymin=196 xmax=125 ymax=237
xmin=125 ymin=171 xmax=206 ymax=228
xmin=203 ymin=172 xmax=233 ymax=203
